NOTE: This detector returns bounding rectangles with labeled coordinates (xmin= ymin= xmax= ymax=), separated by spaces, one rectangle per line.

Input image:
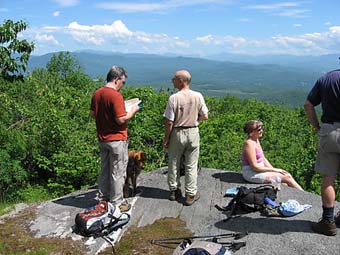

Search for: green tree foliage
xmin=0 ymin=51 xmax=335 ymax=203
xmin=0 ymin=52 xmax=97 ymax=200
xmin=0 ymin=19 xmax=34 ymax=81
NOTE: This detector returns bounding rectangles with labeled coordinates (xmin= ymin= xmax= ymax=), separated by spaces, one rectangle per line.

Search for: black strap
xmin=95 ymin=213 xmax=131 ymax=237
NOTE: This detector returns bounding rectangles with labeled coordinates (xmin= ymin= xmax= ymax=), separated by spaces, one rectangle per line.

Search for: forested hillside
xmin=0 ymin=52 xmax=330 ymax=204
xmin=28 ymin=51 xmax=321 ymax=107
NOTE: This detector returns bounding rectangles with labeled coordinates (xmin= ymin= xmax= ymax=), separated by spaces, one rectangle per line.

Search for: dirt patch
xmin=0 ymin=205 xmax=192 ymax=255
xmin=99 ymin=217 xmax=193 ymax=255
xmin=0 ymin=204 xmax=86 ymax=255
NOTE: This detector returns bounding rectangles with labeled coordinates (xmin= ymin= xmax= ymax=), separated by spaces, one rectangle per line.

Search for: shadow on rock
xmin=137 ymin=186 xmax=169 ymax=200
xmin=215 ymin=216 xmax=314 ymax=234
xmin=52 ymin=190 xmax=98 ymax=209
xmin=212 ymin=171 xmax=248 ymax=184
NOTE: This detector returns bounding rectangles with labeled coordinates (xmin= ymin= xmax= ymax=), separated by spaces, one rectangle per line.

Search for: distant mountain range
xmin=205 ymin=53 xmax=340 ymax=73
xmin=27 ymin=51 xmax=339 ymax=106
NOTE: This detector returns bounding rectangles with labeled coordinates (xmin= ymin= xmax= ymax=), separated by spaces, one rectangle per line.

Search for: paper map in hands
xmin=124 ymin=98 xmax=141 ymax=112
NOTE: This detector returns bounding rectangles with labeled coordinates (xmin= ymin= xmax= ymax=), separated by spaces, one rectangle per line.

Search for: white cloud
xmin=52 ymin=0 xmax=79 ymax=7
xmin=245 ymin=2 xmax=309 ymax=18
xmin=246 ymin=2 xmax=299 ymax=10
xmin=35 ymin=34 xmax=60 ymax=45
xmin=196 ymin=34 xmax=214 ymax=44
xmin=272 ymin=35 xmax=315 ymax=47
xmin=26 ymin=20 xmax=190 ymax=55
xmin=195 ymin=25 xmax=340 ymax=55
xmin=196 ymin=34 xmax=247 ymax=49
xmin=329 ymin=26 xmax=340 ymax=38
xmin=24 ymin=18 xmax=340 ymax=56
xmin=40 ymin=26 xmax=62 ymax=32
xmin=53 ymin=11 xmax=60 ymax=17
xmin=96 ymin=0 xmax=232 ymax=13
xmin=67 ymin=20 xmax=133 ymax=41
xmin=96 ymin=2 xmax=165 ymax=12
xmin=276 ymin=9 xmax=309 ymax=18
xmin=293 ymin=24 xmax=302 ymax=27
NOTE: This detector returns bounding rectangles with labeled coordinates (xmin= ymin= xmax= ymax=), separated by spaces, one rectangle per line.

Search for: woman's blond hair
xmin=243 ymin=120 xmax=263 ymax=134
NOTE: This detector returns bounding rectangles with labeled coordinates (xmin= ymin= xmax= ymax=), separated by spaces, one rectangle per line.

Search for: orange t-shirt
xmin=90 ymin=87 xmax=127 ymax=142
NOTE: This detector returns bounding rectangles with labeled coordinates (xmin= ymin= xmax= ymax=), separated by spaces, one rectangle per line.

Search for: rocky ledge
xmin=5 ymin=168 xmax=340 ymax=254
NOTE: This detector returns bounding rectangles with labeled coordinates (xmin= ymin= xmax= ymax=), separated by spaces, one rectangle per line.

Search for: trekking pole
xmin=151 ymin=231 xmax=248 ymax=244
xmin=218 ymin=241 xmax=246 ymax=252
xmin=210 ymin=232 xmax=247 ymax=243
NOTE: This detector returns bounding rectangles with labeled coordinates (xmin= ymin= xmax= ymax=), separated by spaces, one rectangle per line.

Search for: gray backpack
xmin=172 ymin=240 xmax=230 ymax=255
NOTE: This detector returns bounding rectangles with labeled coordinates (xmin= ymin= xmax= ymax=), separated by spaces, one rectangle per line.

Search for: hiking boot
xmin=119 ymin=202 xmax=131 ymax=212
xmin=185 ymin=191 xmax=200 ymax=206
xmin=169 ymin=189 xmax=182 ymax=201
xmin=311 ymin=218 xmax=337 ymax=236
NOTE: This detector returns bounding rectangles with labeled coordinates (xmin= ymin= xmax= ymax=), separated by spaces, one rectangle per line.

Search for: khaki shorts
xmin=315 ymin=123 xmax=340 ymax=176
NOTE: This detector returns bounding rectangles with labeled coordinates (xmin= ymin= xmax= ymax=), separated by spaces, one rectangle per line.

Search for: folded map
xmin=124 ymin=98 xmax=141 ymax=112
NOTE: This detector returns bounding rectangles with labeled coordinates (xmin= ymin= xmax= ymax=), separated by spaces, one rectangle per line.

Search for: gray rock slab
xmin=131 ymin=167 xmax=340 ymax=255
xmin=28 ymin=167 xmax=340 ymax=254
xmin=29 ymin=189 xmax=108 ymax=254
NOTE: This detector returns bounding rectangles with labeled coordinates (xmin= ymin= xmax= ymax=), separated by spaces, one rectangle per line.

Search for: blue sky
xmin=1 ymin=0 xmax=340 ymax=56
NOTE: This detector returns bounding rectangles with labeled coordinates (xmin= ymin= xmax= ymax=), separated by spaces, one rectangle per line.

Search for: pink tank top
xmin=242 ymin=147 xmax=264 ymax=166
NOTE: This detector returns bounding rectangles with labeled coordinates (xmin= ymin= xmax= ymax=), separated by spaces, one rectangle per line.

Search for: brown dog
xmin=123 ymin=150 xmax=147 ymax=198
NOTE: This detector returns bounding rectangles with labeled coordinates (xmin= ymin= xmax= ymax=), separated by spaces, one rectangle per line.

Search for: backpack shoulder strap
xmin=254 ymin=184 xmax=275 ymax=191
xmin=97 ymin=213 xmax=131 ymax=237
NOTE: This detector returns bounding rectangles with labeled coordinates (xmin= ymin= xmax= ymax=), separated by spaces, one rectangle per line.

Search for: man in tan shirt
xmin=163 ymin=70 xmax=208 ymax=206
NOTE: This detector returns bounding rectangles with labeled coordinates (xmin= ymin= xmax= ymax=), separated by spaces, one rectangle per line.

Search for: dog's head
xmin=128 ymin=150 xmax=147 ymax=169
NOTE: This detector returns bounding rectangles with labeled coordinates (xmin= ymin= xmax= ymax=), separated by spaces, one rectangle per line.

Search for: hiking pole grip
xmin=219 ymin=241 xmax=247 ymax=252
xmin=234 ymin=231 xmax=248 ymax=240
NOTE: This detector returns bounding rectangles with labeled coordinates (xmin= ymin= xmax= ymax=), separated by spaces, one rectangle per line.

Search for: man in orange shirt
xmin=90 ymin=66 xmax=139 ymax=212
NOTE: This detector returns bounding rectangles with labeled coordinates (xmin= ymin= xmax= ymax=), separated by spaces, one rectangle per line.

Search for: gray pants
xmin=98 ymin=140 xmax=128 ymax=205
xmin=168 ymin=127 xmax=200 ymax=196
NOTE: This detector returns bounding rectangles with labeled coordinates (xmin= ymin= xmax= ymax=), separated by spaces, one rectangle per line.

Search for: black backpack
xmin=216 ymin=185 xmax=278 ymax=219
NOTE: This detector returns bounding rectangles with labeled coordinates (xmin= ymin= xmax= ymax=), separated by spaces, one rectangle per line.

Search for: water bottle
xmin=264 ymin=197 xmax=278 ymax=207
xmin=270 ymin=176 xmax=281 ymax=190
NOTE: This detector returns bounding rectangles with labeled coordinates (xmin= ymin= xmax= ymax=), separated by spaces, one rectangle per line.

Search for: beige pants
xmin=168 ymin=127 xmax=200 ymax=196
xmin=98 ymin=140 xmax=128 ymax=205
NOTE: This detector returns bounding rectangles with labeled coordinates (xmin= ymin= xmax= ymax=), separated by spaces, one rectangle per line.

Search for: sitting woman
xmin=241 ymin=120 xmax=303 ymax=190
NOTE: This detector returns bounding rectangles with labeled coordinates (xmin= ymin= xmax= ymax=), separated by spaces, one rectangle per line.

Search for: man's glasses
xmin=172 ymin=77 xmax=182 ymax=82
xmin=256 ymin=127 xmax=263 ymax=132
xmin=118 ymin=78 xmax=126 ymax=85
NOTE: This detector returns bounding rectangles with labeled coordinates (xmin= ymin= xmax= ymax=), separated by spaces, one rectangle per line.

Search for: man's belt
xmin=174 ymin=126 xmax=198 ymax=129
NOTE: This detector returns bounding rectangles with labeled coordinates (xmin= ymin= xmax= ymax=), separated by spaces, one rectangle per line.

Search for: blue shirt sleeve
xmin=307 ymin=79 xmax=322 ymax=106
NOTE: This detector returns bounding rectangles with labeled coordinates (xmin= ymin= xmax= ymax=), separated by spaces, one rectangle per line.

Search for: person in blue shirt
xmin=304 ymin=69 xmax=340 ymax=236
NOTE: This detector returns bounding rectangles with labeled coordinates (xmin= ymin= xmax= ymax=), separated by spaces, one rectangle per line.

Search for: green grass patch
xmin=17 ymin=185 xmax=53 ymax=203
xmin=0 ymin=205 xmax=86 ymax=255
xmin=0 ymin=202 xmax=14 ymax=216
xmin=99 ymin=217 xmax=193 ymax=255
